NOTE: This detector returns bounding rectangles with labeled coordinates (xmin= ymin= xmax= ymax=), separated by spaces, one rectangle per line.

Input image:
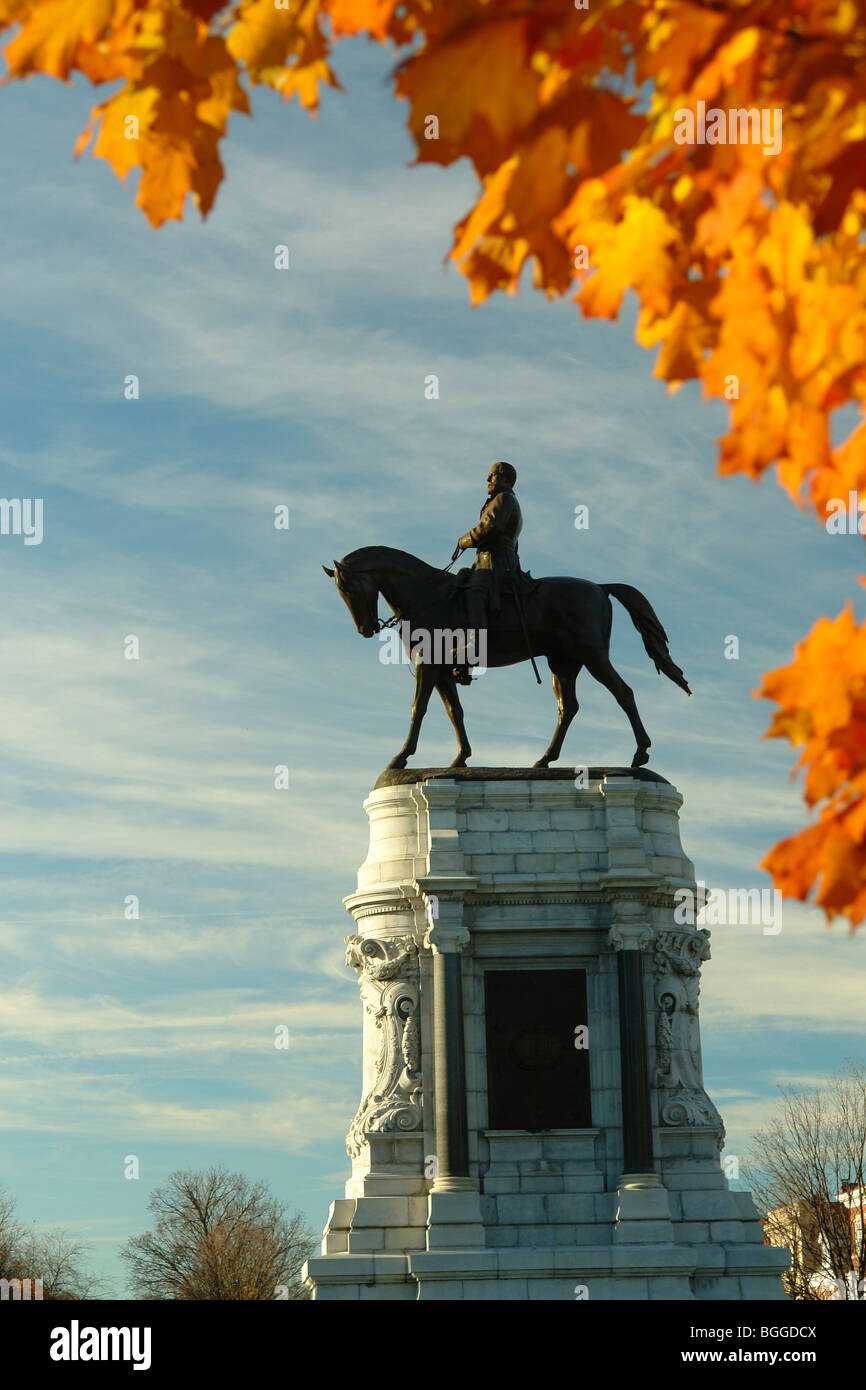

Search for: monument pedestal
xmin=303 ymin=769 xmax=788 ymax=1301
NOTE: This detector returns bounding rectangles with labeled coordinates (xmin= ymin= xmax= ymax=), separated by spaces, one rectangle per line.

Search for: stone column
xmin=432 ymin=949 xmax=469 ymax=1186
xmin=414 ymin=883 xmax=484 ymax=1248
xmin=609 ymin=915 xmax=655 ymax=1174
xmin=609 ymin=908 xmax=673 ymax=1242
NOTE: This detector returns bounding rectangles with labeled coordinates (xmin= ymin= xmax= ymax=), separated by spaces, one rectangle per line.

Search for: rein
xmin=375 ymin=612 xmax=402 ymax=633
xmin=375 ymin=551 xmax=458 ymax=633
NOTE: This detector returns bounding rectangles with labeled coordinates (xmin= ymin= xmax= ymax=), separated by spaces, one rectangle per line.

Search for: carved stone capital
xmin=653 ymin=926 xmax=712 ymax=980
xmin=608 ymin=924 xmax=653 ymax=952
xmin=411 ymin=877 xmax=473 ymax=954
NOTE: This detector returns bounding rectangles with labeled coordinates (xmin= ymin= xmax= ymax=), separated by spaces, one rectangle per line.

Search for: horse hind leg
xmin=534 ymin=664 xmax=580 ymax=768
xmin=583 ymin=649 xmax=651 ymax=768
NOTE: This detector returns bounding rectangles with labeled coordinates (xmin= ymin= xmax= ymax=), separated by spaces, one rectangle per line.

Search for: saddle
xmin=451 ymin=564 xmax=540 ymax=607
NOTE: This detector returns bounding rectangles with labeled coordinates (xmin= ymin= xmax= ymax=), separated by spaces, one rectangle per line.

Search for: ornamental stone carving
xmin=652 ymin=927 xmax=723 ymax=1132
xmin=344 ymin=934 xmax=422 ymax=1157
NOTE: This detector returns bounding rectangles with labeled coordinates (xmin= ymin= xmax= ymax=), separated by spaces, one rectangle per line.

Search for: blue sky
xmin=0 ymin=36 xmax=863 ymax=1295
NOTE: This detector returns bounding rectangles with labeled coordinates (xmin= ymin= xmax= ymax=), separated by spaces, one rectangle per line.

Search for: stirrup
xmin=452 ymin=666 xmax=473 ymax=686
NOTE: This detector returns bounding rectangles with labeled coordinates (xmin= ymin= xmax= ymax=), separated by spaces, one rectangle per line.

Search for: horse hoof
xmin=533 ymin=757 xmax=551 ymax=769
xmin=386 ymin=755 xmax=408 ymax=771
xmin=631 ymin=748 xmax=650 ymax=768
xmin=449 ymin=756 xmax=469 ymax=769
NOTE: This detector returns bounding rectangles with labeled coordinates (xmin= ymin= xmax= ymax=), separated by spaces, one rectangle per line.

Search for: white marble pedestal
xmin=303 ymin=768 xmax=788 ymax=1301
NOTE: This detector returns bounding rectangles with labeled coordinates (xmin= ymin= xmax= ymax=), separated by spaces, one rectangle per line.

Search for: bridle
xmin=375 ymin=612 xmax=402 ymax=633
xmin=350 ymin=552 xmax=459 ymax=634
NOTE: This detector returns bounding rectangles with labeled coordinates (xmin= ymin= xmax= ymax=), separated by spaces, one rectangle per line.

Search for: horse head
xmin=322 ymin=557 xmax=380 ymax=638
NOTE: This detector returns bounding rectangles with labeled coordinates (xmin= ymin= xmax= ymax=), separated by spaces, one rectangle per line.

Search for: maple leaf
xmin=226 ymin=0 xmax=338 ymax=109
xmin=637 ymin=292 xmax=711 ymax=388
xmin=5 ymin=0 xmax=116 ymax=80
xmin=70 ymin=8 xmax=251 ymax=225
xmin=757 ymin=604 xmax=866 ymax=925
xmin=575 ymin=195 xmax=681 ymax=321
xmin=327 ymin=0 xmax=403 ymax=42
xmin=396 ymin=17 xmax=542 ymax=176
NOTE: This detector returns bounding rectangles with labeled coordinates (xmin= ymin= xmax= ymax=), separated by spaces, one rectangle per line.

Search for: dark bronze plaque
xmin=484 ymin=969 xmax=591 ymax=1131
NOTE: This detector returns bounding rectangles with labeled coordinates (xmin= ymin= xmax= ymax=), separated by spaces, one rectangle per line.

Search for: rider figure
xmin=452 ymin=461 xmax=523 ymax=684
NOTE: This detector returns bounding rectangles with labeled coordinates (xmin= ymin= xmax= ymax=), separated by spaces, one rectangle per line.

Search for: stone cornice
xmin=348 ymin=884 xmax=690 ymax=913
xmin=460 ymin=885 xmax=687 ymax=909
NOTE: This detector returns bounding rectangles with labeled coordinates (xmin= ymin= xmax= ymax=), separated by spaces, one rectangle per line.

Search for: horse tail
xmin=602 ymin=584 xmax=691 ymax=695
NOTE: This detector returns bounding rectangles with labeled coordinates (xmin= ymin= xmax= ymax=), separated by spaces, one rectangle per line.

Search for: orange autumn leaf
xmin=636 ymin=286 xmax=714 ymax=389
xmin=4 ymin=0 xmax=116 ymax=80
xmin=575 ymin=194 xmax=680 ymax=321
xmin=757 ymin=604 xmax=866 ymax=926
xmin=69 ymin=7 xmax=251 ymax=225
xmin=226 ymin=0 xmax=338 ymax=109
xmin=397 ymin=17 xmax=542 ymax=176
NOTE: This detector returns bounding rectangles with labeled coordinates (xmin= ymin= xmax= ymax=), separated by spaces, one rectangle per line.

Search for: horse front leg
xmin=435 ymin=670 xmax=472 ymax=767
xmin=386 ymin=663 xmax=436 ymax=770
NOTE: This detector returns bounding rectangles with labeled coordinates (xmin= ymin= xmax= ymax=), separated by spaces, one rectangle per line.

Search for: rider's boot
xmin=453 ymin=585 xmax=487 ymax=686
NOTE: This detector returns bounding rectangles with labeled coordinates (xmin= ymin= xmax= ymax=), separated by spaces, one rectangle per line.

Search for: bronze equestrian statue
xmin=323 ymin=464 xmax=690 ymax=771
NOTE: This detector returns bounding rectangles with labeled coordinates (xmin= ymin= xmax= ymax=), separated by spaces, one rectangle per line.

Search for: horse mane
xmin=340 ymin=546 xmax=447 ymax=583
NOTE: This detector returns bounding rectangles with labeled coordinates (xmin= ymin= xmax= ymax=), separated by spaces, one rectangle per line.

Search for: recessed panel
xmin=484 ymin=968 xmax=591 ymax=1131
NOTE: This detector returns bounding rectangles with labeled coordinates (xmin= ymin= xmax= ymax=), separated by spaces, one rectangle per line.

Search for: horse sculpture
xmin=323 ymin=546 xmax=689 ymax=771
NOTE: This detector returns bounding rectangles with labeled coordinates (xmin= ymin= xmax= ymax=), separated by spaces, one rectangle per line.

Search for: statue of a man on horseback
xmin=323 ymin=471 xmax=691 ymax=772
xmin=452 ymin=461 xmax=524 ymax=684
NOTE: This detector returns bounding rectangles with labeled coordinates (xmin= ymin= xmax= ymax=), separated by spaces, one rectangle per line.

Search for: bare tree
xmin=0 ymin=1187 xmax=23 ymax=1282
xmin=745 ymin=1060 xmax=866 ymax=1300
xmin=0 ymin=1186 xmax=109 ymax=1299
xmin=121 ymin=1166 xmax=316 ymax=1300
